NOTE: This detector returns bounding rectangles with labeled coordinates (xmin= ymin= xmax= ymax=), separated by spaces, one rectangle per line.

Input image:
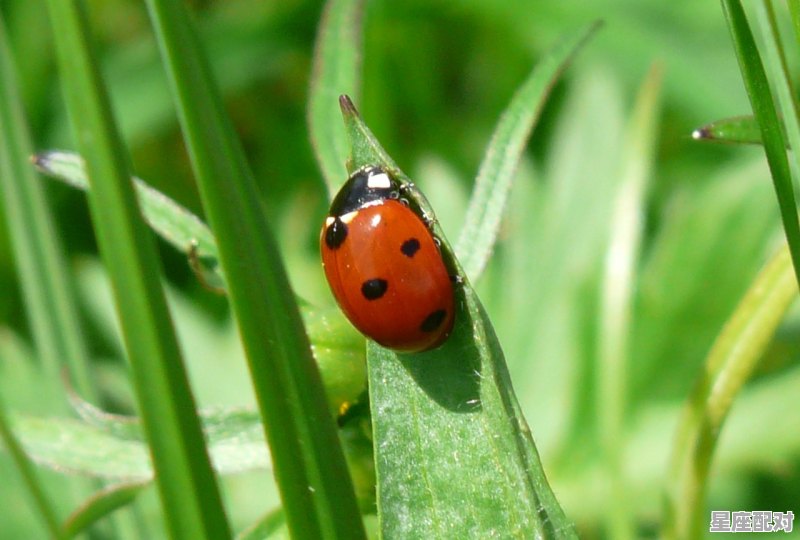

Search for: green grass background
xmin=0 ymin=0 xmax=797 ymax=538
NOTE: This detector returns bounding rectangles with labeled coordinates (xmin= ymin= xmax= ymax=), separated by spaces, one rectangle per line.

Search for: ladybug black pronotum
xmin=320 ymin=165 xmax=454 ymax=352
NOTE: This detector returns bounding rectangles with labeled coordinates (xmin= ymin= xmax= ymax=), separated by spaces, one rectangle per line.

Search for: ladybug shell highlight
xmin=321 ymin=166 xmax=454 ymax=352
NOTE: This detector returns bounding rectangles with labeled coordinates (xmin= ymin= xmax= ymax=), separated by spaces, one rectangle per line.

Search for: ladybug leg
xmin=187 ymin=240 xmax=226 ymax=295
xmin=399 ymin=183 xmax=438 ymax=228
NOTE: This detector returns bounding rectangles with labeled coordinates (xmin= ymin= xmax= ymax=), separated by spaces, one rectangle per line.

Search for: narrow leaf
xmin=752 ymin=1 xmax=800 ymax=194
xmin=455 ymin=22 xmax=601 ymax=282
xmin=139 ymin=1 xmax=366 ymax=536
xmin=341 ymin=98 xmax=575 ymax=538
xmin=0 ymin=399 xmax=64 ymax=539
xmin=10 ymin=414 xmax=153 ymax=481
xmin=62 ymin=481 xmax=147 ymax=539
xmin=691 ymin=115 xmax=767 ymax=145
xmin=237 ymin=508 xmax=380 ymax=540
xmin=35 ymin=150 xmax=371 ymax=410
xmin=308 ymin=0 xmax=365 ymax=195
xmin=235 ymin=508 xmax=287 ymax=540
xmin=596 ymin=64 xmax=662 ymax=540
xmin=42 ymin=0 xmax=232 ymax=535
xmin=0 ymin=7 xmax=96 ymax=406
xmin=663 ymin=245 xmax=797 ymax=539
xmin=33 ymin=150 xmax=225 ymax=291
xmin=67 ymin=388 xmax=143 ymax=441
xmin=10 ymin=407 xmax=272 ymax=480
xmin=791 ymin=0 xmax=800 ymax=51
xmin=722 ymin=0 xmax=800 ymax=287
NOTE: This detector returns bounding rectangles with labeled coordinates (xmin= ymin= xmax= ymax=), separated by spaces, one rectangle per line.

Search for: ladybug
xmin=320 ymin=165 xmax=454 ymax=352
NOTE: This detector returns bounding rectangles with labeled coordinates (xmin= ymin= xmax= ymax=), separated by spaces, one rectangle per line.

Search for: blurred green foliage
xmin=0 ymin=0 xmax=798 ymax=538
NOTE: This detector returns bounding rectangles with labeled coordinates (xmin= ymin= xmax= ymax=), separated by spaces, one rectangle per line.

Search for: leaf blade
xmin=141 ymin=0 xmax=366 ymax=537
xmin=308 ymin=0 xmax=366 ymax=196
xmin=662 ymin=246 xmax=797 ymax=539
xmin=41 ymin=0 xmax=232 ymax=536
xmin=721 ymin=0 xmax=800 ymax=287
xmin=62 ymin=481 xmax=147 ymax=539
xmin=691 ymin=115 xmax=765 ymax=145
xmin=340 ymin=98 xmax=575 ymax=538
xmin=596 ymin=64 xmax=662 ymax=540
xmin=33 ymin=150 xmax=225 ymax=290
xmin=455 ymin=22 xmax=601 ymax=282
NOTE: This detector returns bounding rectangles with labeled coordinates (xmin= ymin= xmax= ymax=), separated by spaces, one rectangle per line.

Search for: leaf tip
xmin=692 ymin=126 xmax=710 ymax=140
xmin=29 ymin=151 xmax=49 ymax=171
xmin=339 ymin=94 xmax=358 ymax=117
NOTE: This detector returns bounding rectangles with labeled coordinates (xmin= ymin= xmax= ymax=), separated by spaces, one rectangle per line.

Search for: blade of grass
xmin=341 ymin=96 xmax=576 ymax=538
xmin=791 ymin=0 xmax=800 ymax=49
xmin=235 ymin=508 xmax=286 ymax=540
xmin=0 ymin=11 xmax=96 ymax=406
xmin=455 ymin=22 xmax=601 ymax=282
xmin=691 ymin=115 xmax=767 ymax=145
xmin=41 ymin=0 xmax=231 ymax=538
xmin=62 ymin=481 xmax=147 ymax=539
xmin=662 ymin=245 xmax=797 ymax=539
xmin=308 ymin=0 xmax=365 ymax=196
xmin=722 ymin=0 xmax=800 ymax=288
xmin=596 ymin=64 xmax=662 ymax=540
xmin=0 ymin=16 xmax=141 ymax=538
xmin=141 ymin=1 xmax=366 ymax=538
xmin=0 ymin=393 xmax=63 ymax=539
xmin=752 ymin=1 xmax=800 ymax=193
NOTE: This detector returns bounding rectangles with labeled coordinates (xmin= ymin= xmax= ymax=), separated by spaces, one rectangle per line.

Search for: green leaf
xmin=9 ymin=414 xmax=152 ymax=481
xmin=302 ymin=306 xmax=367 ymax=416
xmin=0 ymin=398 xmax=63 ymax=539
xmin=691 ymin=115 xmax=766 ymax=145
xmin=138 ymin=0 xmax=366 ymax=535
xmin=38 ymin=152 xmax=367 ymax=413
xmin=0 ymin=7 xmax=96 ymax=410
xmin=596 ymin=63 xmax=662 ymax=540
xmin=752 ymin=1 xmax=800 ymax=200
xmin=455 ymin=22 xmax=601 ymax=282
xmin=68 ymin=391 xmax=144 ymax=442
xmin=340 ymin=99 xmax=575 ymax=537
xmin=62 ymin=481 xmax=147 ymax=539
xmin=236 ymin=509 xmax=380 ymax=540
xmin=662 ymin=245 xmax=797 ymax=539
xmin=308 ymin=0 xmax=366 ymax=196
xmin=235 ymin=508 xmax=288 ymax=540
xmin=33 ymin=150 xmax=225 ymax=291
xmin=8 ymin=406 xmax=271 ymax=481
xmin=42 ymin=0 xmax=232 ymax=534
xmin=558 ymin=363 xmax=800 ymax=525
xmin=722 ymin=0 xmax=800 ymax=287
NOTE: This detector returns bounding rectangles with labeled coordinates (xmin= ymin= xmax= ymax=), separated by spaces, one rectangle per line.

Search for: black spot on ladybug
xmin=400 ymin=238 xmax=421 ymax=258
xmin=420 ymin=309 xmax=446 ymax=332
xmin=361 ymin=278 xmax=388 ymax=300
xmin=325 ymin=217 xmax=348 ymax=249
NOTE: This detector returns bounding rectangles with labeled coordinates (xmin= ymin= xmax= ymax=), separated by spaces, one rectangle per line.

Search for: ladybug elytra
xmin=320 ymin=166 xmax=454 ymax=352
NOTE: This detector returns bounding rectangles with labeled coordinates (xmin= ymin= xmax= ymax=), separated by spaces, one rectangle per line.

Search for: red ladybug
xmin=320 ymin=165 xmax=454 ymax=352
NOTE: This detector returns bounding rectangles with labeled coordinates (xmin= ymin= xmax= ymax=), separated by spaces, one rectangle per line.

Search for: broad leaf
xmin=340 ymin=96 xmax=575 ymax=538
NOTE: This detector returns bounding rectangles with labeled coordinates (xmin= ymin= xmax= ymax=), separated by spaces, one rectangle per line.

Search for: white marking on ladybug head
xmin=367 ymin=171 xmax=391 ymax=189
xmin=325 ymin=216 xmax=336 ymax=226
xmin=340 ymin=211 xmax=359 ymax=224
